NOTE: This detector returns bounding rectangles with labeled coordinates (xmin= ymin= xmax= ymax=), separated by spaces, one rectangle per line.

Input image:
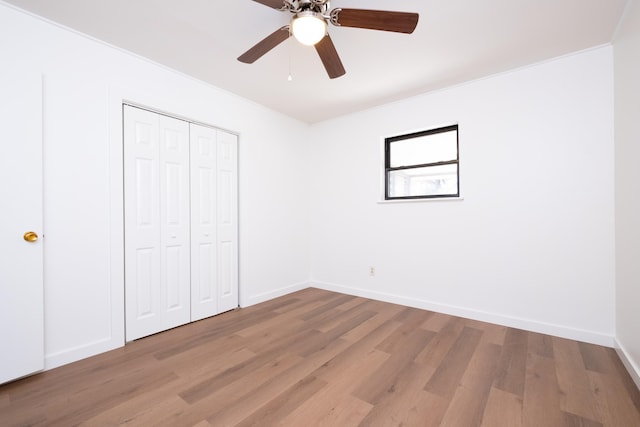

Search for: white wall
xmin=309 ymin=46 xmax=616 ymax=346
xmin=614 ymin=0 xmax=640 ymax=387
xmin=1 ymin=2 xmax=310 ymax=369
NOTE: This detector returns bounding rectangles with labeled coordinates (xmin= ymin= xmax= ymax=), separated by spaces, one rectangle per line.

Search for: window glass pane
xmin=389 ymin=130 xmax=457 ymax=167
xmin=388 ymin=164 xmax=458 ymax=198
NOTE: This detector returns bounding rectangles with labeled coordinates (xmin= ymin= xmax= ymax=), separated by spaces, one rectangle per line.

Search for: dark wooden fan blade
xmin=332 ymin=9 xmax=419 ymax=34
xmin=238 ymin=26 xmax=290 ymax=63
xmin=251 ymin=0 xmax=286 ymax=10
xmin=314 ymin=34 xmax=346 ymax=79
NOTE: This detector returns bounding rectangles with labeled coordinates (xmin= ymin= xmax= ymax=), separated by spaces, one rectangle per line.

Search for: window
xmin=385 ymin=124 xmax=459 ymax=200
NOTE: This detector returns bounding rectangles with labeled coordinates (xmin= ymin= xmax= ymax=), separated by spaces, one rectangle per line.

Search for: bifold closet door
xmin=124 ymin=106 xmax=191 ymax=341
xmin=190 ymin=125 xmax=239 ymax=320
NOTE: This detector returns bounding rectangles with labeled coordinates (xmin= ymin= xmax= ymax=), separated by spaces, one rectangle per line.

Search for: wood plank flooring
xmin=1 ymin=288 xmax=639 ymax=426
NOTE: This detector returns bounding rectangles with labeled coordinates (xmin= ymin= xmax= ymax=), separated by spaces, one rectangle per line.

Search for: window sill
xmin=377 ymin=197 xmax=464 ymax=204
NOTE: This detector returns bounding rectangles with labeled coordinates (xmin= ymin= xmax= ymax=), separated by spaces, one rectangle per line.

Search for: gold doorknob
xmin=23 ymin=231 xmax=39 ymax=242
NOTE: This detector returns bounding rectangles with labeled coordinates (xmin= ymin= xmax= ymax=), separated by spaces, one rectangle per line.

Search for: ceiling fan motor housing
xmin=285 ymin=0 xmax=330 ymax=14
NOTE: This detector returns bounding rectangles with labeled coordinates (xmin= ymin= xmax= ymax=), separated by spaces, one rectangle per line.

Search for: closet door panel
xmin=217 ymin=130 xmax=239 ymax=313
xmin=158 ymin=115 xmax=191 ymax=330
xmin=124 ymin=106 xmax=162 ymax=341
xmin=190 ymin=124 xmax=218 ymax=321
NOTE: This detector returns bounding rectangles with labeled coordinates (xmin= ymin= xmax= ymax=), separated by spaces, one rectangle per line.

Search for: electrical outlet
xmin=369 ymin=266 xmax=375 ymax=277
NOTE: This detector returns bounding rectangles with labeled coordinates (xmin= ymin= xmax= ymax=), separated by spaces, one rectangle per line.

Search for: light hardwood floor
xmin=1 ymin=288 xmax=639 ymax=426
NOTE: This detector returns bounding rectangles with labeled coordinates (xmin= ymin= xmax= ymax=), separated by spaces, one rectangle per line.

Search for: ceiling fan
xmin=238 ymin=0 xmax=419 ymax=79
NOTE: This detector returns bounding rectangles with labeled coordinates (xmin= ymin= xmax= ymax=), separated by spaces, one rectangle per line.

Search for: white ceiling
xmin=4 ymin=0 xmax=628 ymax=123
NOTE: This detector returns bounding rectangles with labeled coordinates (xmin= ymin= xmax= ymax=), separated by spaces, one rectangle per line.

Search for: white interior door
xmin=0 ymin=72 xmax=44 ymax=384
xmin=216 ymin=130 xmax=239 ymax=313
xmin=190 ymin=123 xmax=218 ymax=321
xmin=124 ymin=106 xmax=191 ymax=341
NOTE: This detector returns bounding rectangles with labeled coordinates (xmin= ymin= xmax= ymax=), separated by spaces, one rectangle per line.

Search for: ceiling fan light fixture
xmin=291 ymin=11 xmax=327 ymax=46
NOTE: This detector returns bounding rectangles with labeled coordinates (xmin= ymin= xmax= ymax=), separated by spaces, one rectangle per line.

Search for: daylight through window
xmin=385 ymin=124 xmax=459 ymax=200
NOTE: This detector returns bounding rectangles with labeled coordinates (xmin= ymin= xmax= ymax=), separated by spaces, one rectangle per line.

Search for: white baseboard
xmin=614 ymin=339 xmax=640 ymax=391
xmin=45 ymin=336 xmax=124 ymax=370
xmin=42 ymin=281 xmax=626 ymax=380
xmin=311 ymin=281 xmax=615 ymax=347
xmin=242 ymin=281 xmax=310 ymax=307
